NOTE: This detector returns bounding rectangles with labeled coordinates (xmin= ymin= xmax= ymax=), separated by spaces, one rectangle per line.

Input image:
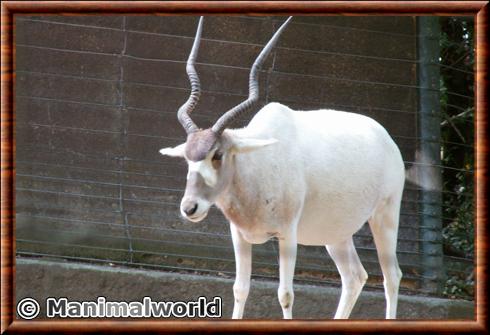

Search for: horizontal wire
xmin=15 ymin=79 xmax=464 ymax=124
xmin=406 ymin=161 xmax=473 ymax=173
xmin=18 ymin=235 xmax=327 ymax=273
xmin=15 ymin=185 xmax=470 ymax=223
xmin=16 ymin=94 xmax=124 ymax=109
xmin=15 ymin=18 xmax=475 ymax=97
xmin=124 ymin=52 xmax=469 ymax=96
xmin=16 ymin=198 xmax=123 ymax=215
xmin=123 ymin=105 xmax=251 ymax=123
xmin=17 ymin=172 xmax=471 ymax=212
xmin=16 ymin=251 xmax=468 ymax=291
xmin=18 ymin=40 xmax=473 ymax=81
xmin=16 ymin=43 xmax=120 ymax=56
xmin=128 ymin=249 xmax=429 ymax=280
xmin=15 ymin=94 xmax=474 ymax=149
xmin=14 ymin=16 xmax=475 ymax=296
xmin=17 ymin=135 xmax=473 ymax=177
xmin=16 ymin=222 xmax=439 ymax=258
xmin=18 ymin=16 xmax=411 ymax=39
xmin=404 ymin=185 xmax=473 ymax=198
xmin=17 ymin=82 xmax=467 ymax=123
xmin=16 ymin=219 xmax=443 ymax=252
xmin=17 ymin=187 xmax=122 ymax=202
xmin=272 ymin=69 xmax=432 ymax=92
xmin=16 ymin=16 xmax=474 ymax=74
xmin=19 ymin=15 xmax=467 ymax=43
xmin=16 ymin=185 xmax=468 ymax=222
xmin=15 ymin=159 xmax=186 ymax=181
xmin=438 ymin=62 xmax=474 ymax=75
xmin=26 ymin=213 xmax=418 ymax=244
xmin=15 ymin=166 xmax=474 ymax=203
xmin=16 ymin=17 xmax=124 ymax=32
xmin=17 ymin=238 xmax=129 ymax=253
xmin=15 ymin=160 xmax=475 ymax=199
xmin=17 ymin=63 xmax=474 ymax=101
xmin=15 ymin=204 xmax=460 ymax=240
xmin=16 ymin=213 xmax=123 ymax=228
xmin=443 ymin=254 xmax=475 ymax=263
xmin=445 ymin=103 xmax=473 ymax=113
xmin=16 ymin=236 xmax=434 ymax=280
xmin=15 ymin=138 xmax=474 ymax=173
xmin=17 ymin=72 xmax=249 ymax=99
xmin=16 ymin=173 xmax=184 ymax=194
xmin=13 ymin=238 xmax=306 ymax=266
xmin=15 ymin=239 xmax=446 ymax=282
xmin=16 ymin=198 xmax=458 ymax=232
xmin=15 ymin=252 xmax=411 ymax=292
xmin=14 ymin=209 xmax=452 ymax=257
xmin=15 ymin=95 xmax=251 ymax=126
xmin=16 ymin=212 xmax=232 ymax=238
xmin=16 ymin=69 xmax=118 ymax=84
xmin=274 ymin=19 xmax=415 ymax=38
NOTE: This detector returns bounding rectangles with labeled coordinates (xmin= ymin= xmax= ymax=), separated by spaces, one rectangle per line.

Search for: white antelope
xmin=160 ymin=17 xmax=405 ymax=319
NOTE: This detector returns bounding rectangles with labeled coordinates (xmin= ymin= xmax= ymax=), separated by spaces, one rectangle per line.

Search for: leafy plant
xmin=439 ymin=17 xmax=475 ymax=300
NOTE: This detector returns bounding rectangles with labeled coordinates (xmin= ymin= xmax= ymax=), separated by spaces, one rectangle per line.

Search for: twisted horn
xmin=211 ymin=16 xmax=293 ymax=134
xmin=177 ymin=16 xmax=204 ymax=134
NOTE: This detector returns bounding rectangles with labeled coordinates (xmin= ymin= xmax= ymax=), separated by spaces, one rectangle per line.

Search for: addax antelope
xmin=160 ymin=17 xmax=405 ymax=319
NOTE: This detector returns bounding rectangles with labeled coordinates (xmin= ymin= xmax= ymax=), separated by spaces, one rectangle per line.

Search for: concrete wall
xmin=15 ymin=258 xmax=474 ymax=320
xmin=15 ymin=16 xmax=425 ymax=291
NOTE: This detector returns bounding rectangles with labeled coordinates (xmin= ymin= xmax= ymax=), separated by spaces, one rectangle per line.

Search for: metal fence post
xmin=417 ymin=17 xmax=444 ymax=294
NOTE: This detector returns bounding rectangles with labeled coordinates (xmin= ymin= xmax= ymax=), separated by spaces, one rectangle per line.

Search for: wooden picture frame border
xmin=1 ymin=1 xmax=488 ymax=333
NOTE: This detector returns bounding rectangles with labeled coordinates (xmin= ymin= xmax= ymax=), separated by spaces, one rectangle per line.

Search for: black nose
xmin=184 ymin=203 xmax=198 ymax=216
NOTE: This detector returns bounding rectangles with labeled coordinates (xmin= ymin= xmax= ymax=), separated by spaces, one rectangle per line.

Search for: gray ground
xmin=15 ymin=257 xmax=474 ymax=320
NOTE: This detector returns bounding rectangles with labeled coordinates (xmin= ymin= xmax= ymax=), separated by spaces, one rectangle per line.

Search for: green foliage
xmin=439 ymin=17 xmax=474 ymax=300
xmin=442 ymin=159 xmax=474 ymax=258
xmin=443 ymin=272 xmax=474 ymax=299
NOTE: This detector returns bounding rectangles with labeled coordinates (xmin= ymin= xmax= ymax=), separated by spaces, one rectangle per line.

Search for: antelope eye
xmin=212 ymin=151 xmax=223 ymax=161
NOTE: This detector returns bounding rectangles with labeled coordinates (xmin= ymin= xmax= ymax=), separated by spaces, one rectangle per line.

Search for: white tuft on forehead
xmin=188 ymin=158 xmax=218 ymax=187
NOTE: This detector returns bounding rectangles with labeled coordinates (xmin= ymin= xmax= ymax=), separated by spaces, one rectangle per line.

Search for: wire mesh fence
xmin=14 ymin=15 xmax=474 ymax=299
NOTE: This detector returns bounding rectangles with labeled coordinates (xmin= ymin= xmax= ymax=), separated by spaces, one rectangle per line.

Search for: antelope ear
xmin=159 ymin=143 xmax=186 ymax=158
xmin=230 ymin=137 xmax=278 ymax=154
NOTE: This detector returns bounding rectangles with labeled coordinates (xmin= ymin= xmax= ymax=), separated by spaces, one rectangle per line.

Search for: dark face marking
xmin=185 ymin=128 xmax=219 ymax=162
xmin=211 ymin=149 xmax=223 ymax=169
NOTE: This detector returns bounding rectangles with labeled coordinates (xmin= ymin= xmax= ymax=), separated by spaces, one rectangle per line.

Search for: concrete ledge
xmin=15 ymin=258 xmax=474 ymax=319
